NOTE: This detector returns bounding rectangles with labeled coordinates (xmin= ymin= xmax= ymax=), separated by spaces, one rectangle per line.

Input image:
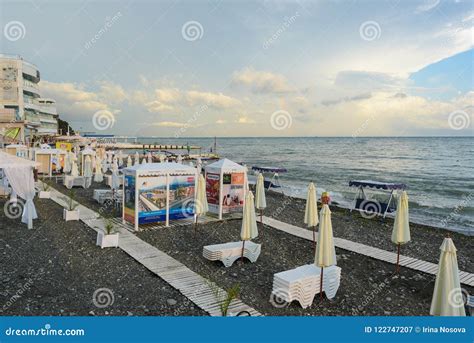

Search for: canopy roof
xmin=205 ymin=158 xmax=246 ymax=173
xmin=349 ymin=180 xmax=407 ymax=190
xmin=0 ymin=151 xmax=39 ymax=168
xmin=124 ymin=162 xmax=196 ymax=175
xmin=252 ymin=166 xmax=287 ymax=173
xmin=6 ymin=144 xmax=27 ymax=148
xmin=35 ymin=148 xmax=66 ymax=154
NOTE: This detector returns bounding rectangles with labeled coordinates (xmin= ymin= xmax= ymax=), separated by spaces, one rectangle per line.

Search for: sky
xmin=1 ymin=0 xmax=473 ymax=137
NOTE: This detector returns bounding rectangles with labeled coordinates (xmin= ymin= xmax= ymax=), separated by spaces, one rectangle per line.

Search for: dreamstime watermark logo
xmin=92 ymin=110 xmax=115 ymax=131
xmin=92 ymin=288 xmax=114 ymax=308
xmin=181 ymin=21 xmax=204 ymax=41
xmin=352 ymin=278 xmax=391 ymax=315
xmin=359 ymin=21 xmax=381 ymax=41
xmin=174 ymin=104 xmax=208 ymax=138
xmin=447 ymin=287 xmax=468 ymax=309
xmin=2 ymin=278 xmax=33 ymax=311
xmin=359 ymin=199 xmax=381 ymax=219
xmin=180 ymin=198 xmax=197 ymax=219
xmin=263 ymin=12 xmax=300 ymax=49
xmin=4 ymin=198 xmax=24 ymax=219
xmin=440 ymin=192 xmax=472 ymax=228
xmin=269 ymin=289 xmax=289 ymax=308
xmin=84 ymin=12 xmax=122 ymax=50
xmin=270 ymin=110 xmax=292 ymax=131
xmin=448 ymin=110 xmax=471 ymax=130
xmin=3 ymin=21 xmax=26 ymax=41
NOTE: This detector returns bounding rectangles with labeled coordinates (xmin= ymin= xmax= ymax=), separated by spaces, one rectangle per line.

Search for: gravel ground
xmin=265 ymin=191 xmax=473 ymax=272
xmin=0 ymin=197 xmax=205 ymax=316
xmin=137 ymin=219 xmax=473 ymax=316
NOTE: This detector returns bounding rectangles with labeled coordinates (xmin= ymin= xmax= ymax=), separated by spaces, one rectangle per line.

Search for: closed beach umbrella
xmin=430 ymin=237 xmax=466 ymax=316
xmin=64 ymin=151 xmax=72 ymax=173
xmin=194 ymin=174 xmax=209 ymax=231
xmin=83 ymin=156 xmax=93 ymax=177
xmin=118 ymin=153 xmax=124 ymax=167
xmin=304 ymin=182 xmax=319 ymax=252
xmin=147 ymin=152 xmax=153 ymax=163
xmin=315 ymin=203 xmax=336 ymax=300
xmin=71 ymin=160 xmax=79 ymax=177
xmin=111 ymin=160 xmax=120 ymax=190
xmin=94 ymin=156 xmax=103 ymax=182
xmin=196 ymin=157 xmax=202 ymax=174
xmin=102 ymin=156 xmax=108 ymax=173
xmin=107 ymin=152 xmax=112 ymax=164
xmin=127 ymin=155 xmax=132 ymax=168
xmin=392 ymin=191 xmax=410 ymax=273
xmin=159 ymin=154 xmax=165 ymax=163
xmin=141 ymin=158 xmax=146 ymax=164
xmin=240 ymin=191 xmax=258 ymax=262
xmin=255 ymin=173 xmax=266 ymax=230
xmin=134 ymin=152 xmax=140 ymax=165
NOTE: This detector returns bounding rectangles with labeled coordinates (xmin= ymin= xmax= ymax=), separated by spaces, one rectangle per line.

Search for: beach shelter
xmin=194 ymin=174 xmax=208 ymax=231
xmin=127 ymin=155 xmax=132 ymax=168
xmin=122 ymin=162 xmax=197 ymax=231
xmin=255 ymin=173 xmax=266 ymax=230
xmin=34 ymin=148 xmax=67 ymax=176
xmin=0 ymin=151 xmax=39 ymax=229
xmin=315 ymin=203 xmax=337 ymax=300
xmin=430 ymin=237 xmax=466 ymax=316
xmin=391 ymin=191 xmax=411 ymax=273
xmin=304 ymin=182 xmax=319 ymax=252
xmin=240 ymin=191 xmax=258 ymax=262
xmin=94 ymin=156 xmax=104 ymax=183
xmin=204 ymin=158 xmax=248 ymax=219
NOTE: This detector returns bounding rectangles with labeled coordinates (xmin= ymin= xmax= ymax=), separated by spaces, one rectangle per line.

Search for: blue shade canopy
xmin=349 ymin=180 xmax=407 ymax=190
xmin=252 ymin=166 xmax=288 ymax=173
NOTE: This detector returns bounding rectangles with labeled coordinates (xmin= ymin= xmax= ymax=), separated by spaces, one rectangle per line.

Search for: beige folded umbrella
xmin=430 ymin=237 xmax=466 ymax=316
xmin=70 ymin=160 xmax=79 ymax=177
xmin=391 ymin=191 xmax=410 ymax=273
xmin=194 ymin=174 xmax=208 ymax=232
xmin=255 ymin=173 xmax=267 ymax=231
xmin=127 ymin=155 xmax=132 ymax=168
xmin=134 ymin=152 xmax=140 ymax=166
xmin=94 ymin=156 xmax=103 ymax=182
xmin=315 ymin=204 xmax=336 ymax=299
xmin=241 ymin=191 xmax=259 ymax=262
xmin=304 ymin=182 xmax=319 ymax=252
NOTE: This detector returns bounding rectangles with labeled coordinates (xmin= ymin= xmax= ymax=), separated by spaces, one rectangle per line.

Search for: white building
xmin=0 ymin=54 xmax=58 ymax=142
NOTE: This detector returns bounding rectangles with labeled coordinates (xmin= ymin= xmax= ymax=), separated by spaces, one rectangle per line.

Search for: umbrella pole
xmin=320 ymin=267 xmax=324 ymax=300
xmin=313 ymin=226 xmax=316 ymax=253
xmin=396 ymin=243 xmax=400 ymax=274
xmin=241 ymin=240 xmax=246 ymax=263
xmin=194 ymin=214 xmax=198 ymax=233
xmin=260 ymin=209 xmax=263 ymax=232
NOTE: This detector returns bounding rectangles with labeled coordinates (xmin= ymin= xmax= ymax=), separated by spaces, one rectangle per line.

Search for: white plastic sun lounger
xmin=64 ymin=175 xmax=87 ymax=189
xmin=203 ymin=241 xmax=261 ymax=267
xmin=93 ymin=189 xmax=123 ymax=205
xmin=271 ymin=264 xmax=341 ymax=308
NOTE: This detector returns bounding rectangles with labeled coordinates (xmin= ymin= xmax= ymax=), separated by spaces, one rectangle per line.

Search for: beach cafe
xmin=122 ymin=162 xmax=197 ymax=231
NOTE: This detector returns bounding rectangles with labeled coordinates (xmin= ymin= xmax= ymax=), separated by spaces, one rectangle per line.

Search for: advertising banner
xmin=137 ymin=175 xmax=167 ymax=224
xmin=123 ymin=174 xmax=136 ymax=224
xmin=206 ymin=173 xmax=220 ymax=213
xmin=168 ymin=174 xmax=195 ymax=220
xmin=222 ymin=172 xmax=245 ymax=213
xmin=56 ymin=141 xmax=72 ymax=151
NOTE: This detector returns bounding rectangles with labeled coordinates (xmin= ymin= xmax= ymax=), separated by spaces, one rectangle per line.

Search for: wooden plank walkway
xmin=262 ymin=216 xmax=474 ymax=287
xmin=44 ymin=183 xmax=261 ymax=316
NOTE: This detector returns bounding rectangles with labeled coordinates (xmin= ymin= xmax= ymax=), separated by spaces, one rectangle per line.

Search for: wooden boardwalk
xmin=262 ymin=216 xmax=474 ymax=287
xmin=45 ymin=184 xmax=261 ymax=316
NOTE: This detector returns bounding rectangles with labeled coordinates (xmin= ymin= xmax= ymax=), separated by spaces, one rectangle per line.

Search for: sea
xmin=138 ymin=137 xmax=473 ymax=235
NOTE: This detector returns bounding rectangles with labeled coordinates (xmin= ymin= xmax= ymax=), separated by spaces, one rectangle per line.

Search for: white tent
xmin=122 ymin=162 xmax=197 ymax=231
xmin=204 ymin=158 xmax=248 ymax=219
xmin=0 ymin=152 xmax=39 ymax=229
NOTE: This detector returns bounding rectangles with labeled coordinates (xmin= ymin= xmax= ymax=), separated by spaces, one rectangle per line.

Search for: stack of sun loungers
xmin=271 ymin=264 xmax=341 ymax=308
xmin=203 ymin=241 xmax=261 ymax=267
xmin=93 ymin=189 xmax=123 ymax=205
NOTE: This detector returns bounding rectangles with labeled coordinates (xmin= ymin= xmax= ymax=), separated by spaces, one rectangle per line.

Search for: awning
xmin=349 ymin=180 xmax=407 ymax=190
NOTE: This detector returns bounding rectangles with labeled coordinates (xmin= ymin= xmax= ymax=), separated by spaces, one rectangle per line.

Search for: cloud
xmin=152 ymin=121 xmax=187 ymax=127
xmin=186 ymin=90 xmax=240 ymax=108
xmin=334 ymin=71 xmax=406 ymax=91
xmin=145 ymin=101 xmax=175 ymax=113
xmin=236 ymin=115 xmax=256 ymax=124
xmin=232 ymin=67 xmax=294 ymax=94
xmin=322 ymin=93 xmax=372 ymax=106
xmin=415 ymin=0 xmax=440 ymax=13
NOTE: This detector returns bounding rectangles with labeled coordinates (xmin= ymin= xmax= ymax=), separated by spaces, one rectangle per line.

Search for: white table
xmin=64 ymin=175 xmax=88 ymax=189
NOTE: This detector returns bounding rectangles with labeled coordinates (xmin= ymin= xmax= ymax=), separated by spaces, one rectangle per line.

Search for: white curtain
xmin=3 ymin=166 xmax=37 ymax=229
